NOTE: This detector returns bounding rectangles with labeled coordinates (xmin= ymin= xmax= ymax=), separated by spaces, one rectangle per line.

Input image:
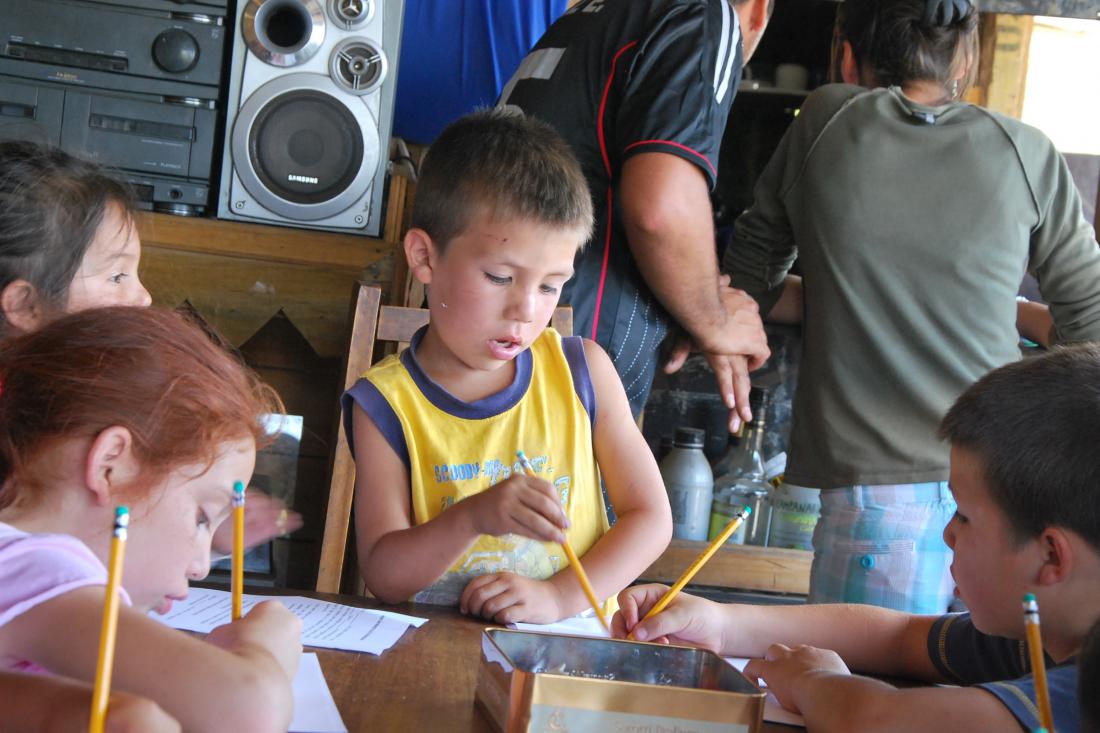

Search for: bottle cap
xmin=672 ymin=427 xmax=706 ymax=449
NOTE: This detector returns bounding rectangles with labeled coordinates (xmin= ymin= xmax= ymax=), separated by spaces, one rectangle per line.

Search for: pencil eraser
xmin=1023 ymin=592 xmax=1037 ymax=602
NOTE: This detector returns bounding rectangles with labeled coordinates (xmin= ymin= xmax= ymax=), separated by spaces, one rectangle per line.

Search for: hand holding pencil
xmin=517 ymin=451 xmax=609 ymax=631
xmin=625 ymin=506 xmax=751 ymax=641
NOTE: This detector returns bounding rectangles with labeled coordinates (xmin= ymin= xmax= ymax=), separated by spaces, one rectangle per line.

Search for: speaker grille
xmin=248 ymin=90 xmax=364 ymax=205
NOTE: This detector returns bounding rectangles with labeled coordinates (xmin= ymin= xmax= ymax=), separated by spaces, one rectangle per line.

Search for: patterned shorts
xmin=808 ymin=482 xmax=956 ymax=614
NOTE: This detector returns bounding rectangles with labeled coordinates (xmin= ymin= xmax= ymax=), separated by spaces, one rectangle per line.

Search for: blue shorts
xmin=808 ymin=482 xmax=956 ymax=614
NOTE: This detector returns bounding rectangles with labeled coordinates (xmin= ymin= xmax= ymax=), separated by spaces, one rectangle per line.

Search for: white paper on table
xmin=154 ymin=587 xmax=426 ymax=654
xmin=725 ymin=657 xmax=806 ymax=727
xmin=290 ymin=653 xmax=346 ymax=733
xmin=512 ymin=613 xmax=611 ymax=638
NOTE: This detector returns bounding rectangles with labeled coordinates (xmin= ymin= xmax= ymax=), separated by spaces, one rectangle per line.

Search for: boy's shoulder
xmin=927 ymin=612 xmax=1080 ymax=732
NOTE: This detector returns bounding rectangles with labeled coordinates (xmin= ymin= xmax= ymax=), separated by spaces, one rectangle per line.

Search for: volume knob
xmin=153 ymin=29 xmax=199 ymax=73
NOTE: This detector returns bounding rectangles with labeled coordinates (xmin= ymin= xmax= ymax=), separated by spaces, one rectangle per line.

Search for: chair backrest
xmin=316 ymin=283 xmax=572 ymax=593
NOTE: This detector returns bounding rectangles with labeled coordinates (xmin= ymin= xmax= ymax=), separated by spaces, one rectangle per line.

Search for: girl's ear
xmin=84 ymin=426 xmax=141 ymax=506
xmin=403 ymin=228 xmax=438 ymax=287
xmin=840 ymin=40 xmax=861 ymax=86
xmin=0 ymin=279 xmax=47 ymax=334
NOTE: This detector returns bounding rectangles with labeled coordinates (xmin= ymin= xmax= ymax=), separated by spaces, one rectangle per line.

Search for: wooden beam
xmin=638 ymin=540 xmax=812 ymax=596
xmin=135 ymin=211 xmax=394 ymax=270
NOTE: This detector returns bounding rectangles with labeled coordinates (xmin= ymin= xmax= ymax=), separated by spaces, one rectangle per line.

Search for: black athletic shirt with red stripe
xmin=500 ymin=0 xmax=743 ymax=414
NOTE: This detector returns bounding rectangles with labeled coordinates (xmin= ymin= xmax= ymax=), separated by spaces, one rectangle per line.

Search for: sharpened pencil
xmin=629 ymin=506 xmax=752 ymax=640
xmin=516 ymin=450 xmax=609 ymax=631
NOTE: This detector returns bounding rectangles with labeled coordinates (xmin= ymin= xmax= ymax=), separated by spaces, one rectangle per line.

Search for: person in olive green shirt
xmin=722 ymin=0 xmax=1100 ymax=613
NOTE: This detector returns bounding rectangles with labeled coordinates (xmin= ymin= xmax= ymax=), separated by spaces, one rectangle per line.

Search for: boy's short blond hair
xmin=411 ymin=107 xmax=593 ymax=252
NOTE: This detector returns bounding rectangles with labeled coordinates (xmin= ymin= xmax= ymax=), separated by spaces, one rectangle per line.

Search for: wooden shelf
xmin=639 ymin=539 xmax=812 ymax=596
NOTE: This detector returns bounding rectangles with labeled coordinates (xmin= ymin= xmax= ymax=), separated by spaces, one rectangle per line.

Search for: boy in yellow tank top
xmin=341 ymin=108 xmax=673 ymax=623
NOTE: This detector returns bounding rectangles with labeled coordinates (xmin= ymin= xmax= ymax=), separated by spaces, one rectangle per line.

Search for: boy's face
xmin=943 ymin=445 xmax=1036 ymax=637
xmin=424 ymin=210 xmax=582 ymax=373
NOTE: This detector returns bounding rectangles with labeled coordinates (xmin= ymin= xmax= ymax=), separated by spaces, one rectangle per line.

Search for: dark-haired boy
xmin=614 ymin=344 xmax=1100 ymax=732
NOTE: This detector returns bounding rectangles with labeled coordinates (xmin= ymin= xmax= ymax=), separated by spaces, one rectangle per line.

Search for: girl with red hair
xmin=0 ymin=306 xmax=302 ymax=732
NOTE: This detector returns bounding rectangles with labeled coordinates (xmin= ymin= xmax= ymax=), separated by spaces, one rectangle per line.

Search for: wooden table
xmin=299 ymin=592 xmax=795 ymax=732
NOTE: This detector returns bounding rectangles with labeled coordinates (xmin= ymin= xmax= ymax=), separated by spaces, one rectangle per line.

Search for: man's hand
xmin=664 ymin=276 xmax=770 ymax=431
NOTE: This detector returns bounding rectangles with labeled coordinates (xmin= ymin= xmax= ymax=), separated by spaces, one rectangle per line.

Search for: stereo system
xmin=217 ymin=0 xmax=403 ymax=235
xmin=0 ymin=0 xmax=229 ymax=216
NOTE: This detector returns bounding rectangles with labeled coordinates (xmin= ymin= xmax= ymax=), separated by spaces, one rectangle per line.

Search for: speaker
xmin=217 ymin=0 xmax=402 ymax=235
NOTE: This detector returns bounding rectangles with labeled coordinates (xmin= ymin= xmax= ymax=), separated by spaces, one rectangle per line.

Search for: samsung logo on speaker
xmin=287 ymin=174 xmax=319 ymax=184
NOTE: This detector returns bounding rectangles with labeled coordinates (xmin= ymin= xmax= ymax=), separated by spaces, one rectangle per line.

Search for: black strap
xmin=923 ymin=0 xmax=971 ymax=26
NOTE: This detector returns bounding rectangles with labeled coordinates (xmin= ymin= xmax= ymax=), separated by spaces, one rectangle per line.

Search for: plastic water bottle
xmin=661 ymin=427 xmax=714 ymax=541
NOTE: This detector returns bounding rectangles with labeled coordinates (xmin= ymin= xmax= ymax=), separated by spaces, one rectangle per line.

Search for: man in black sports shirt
xmin=500 ymin=0 xmax=772 ymax=427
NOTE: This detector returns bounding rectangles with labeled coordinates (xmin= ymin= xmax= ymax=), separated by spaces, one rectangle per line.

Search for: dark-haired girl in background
xmin=723 ymin=0 xmax=1100 ymax=613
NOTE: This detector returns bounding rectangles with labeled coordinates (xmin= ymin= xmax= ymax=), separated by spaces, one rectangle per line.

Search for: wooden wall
xmin=137 ymin=211 xmax=400 ymax=589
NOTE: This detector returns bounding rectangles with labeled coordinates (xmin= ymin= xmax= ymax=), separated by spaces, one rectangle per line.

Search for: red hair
xmin=0 ymin=306 xmax=283 ymax=507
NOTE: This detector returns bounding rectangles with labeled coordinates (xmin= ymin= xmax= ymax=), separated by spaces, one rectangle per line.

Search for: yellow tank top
xmin=348 ymin=327 xmax=610 ymax=608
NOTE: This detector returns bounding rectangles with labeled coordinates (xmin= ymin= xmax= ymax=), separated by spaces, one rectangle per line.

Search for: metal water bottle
xmin=661 ymin=427 xmax=714 ymax=541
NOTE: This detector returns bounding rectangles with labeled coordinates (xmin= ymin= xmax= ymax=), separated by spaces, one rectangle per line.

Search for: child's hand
xmin=210 ymin=490 xmax=303 ymax=556
xmin=104 ymin=692 xmax=181 ymax=733
xmin=205 ymin=600 xmax=303 ymax=680
xmin=462 ymin=473 xmax=568 ymax=543
xmin=459 ymin=572 xmax=563 ymax=623
xmin=742 ymin=644 xmax=851 ymax=712
xmin=612 ymin=584 xmax=727 ymax=653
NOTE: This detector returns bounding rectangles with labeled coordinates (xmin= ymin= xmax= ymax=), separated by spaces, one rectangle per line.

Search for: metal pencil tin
xmin=475 ymin=628 xmax=766 ymax=732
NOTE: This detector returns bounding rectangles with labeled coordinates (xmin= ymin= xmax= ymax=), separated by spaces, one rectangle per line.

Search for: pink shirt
xmin=0 ymin=521 xmax=131 ymax=673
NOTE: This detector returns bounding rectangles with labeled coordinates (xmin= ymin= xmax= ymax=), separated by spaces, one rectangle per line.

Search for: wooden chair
xmin=315 ymin=283 xmax=573 ymax=593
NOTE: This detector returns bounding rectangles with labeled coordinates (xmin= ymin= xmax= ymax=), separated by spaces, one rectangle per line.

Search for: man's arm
xmin=620 ymin=152 xmax=769 ymax=424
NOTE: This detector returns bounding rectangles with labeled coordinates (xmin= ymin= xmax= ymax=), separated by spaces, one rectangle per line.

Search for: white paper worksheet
xmin=154 ymin=587 xmax=427 ymax=655
xmin=290 ymin=653 xmax=346 ymax=733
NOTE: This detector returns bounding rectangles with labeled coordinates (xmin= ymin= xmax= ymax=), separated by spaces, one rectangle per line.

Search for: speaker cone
xmin=329 ymin=38 xmax=386 ymax=95
xmin=232 ymin=73 xmax=380 ymax=220
xmin=327 ymin=0 xmax=374 ymax=29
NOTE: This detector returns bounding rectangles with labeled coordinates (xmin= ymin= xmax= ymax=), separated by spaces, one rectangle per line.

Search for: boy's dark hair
xmin=1082 ymin=617 xmax=1100 ymax=733
xmin=939 ymin=345 xmax=1100 ymax=550
xmin=834 ymin=0 xmax=979 ymax=97
xmin=0 ymin=141 xmax=136 ymax=332
xmin=411 ymin=107 xmax=593 ymax=251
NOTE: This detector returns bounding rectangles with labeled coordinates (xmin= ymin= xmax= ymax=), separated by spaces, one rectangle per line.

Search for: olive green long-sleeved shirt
xmin=725 ymin=84 xmax=1100 ymax=488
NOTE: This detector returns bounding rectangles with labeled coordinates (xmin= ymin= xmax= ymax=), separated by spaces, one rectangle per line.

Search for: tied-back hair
xmin=833 ymin=0 xmax=980 ymax=98
xmin=939 ymin=344 xmax=1100 ymax=551
xmin=0 ymin=141 xmax=136 ymax=332
xmin=0 ymin=306 xmax=284 ymax=509
xmin=411 ymin=107 xmax=593 ymax=251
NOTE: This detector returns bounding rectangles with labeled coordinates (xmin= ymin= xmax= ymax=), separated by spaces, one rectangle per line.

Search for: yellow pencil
xmin=1023 ymin=593 xmax=1055 ymax=733
xmin=232 ymin=481 xmax=245 ymax=621
xmin=516 ymin=451 xmax=609 ymax=631
xmin=629 ymin=505 xmax=752 ymax=640
xmin=89 ymin=506 xmax=129 ymax=733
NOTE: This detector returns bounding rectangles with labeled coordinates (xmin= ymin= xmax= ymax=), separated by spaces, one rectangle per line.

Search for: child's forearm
xmin=718 ymin=604 xmax=939 ymax=679
xmin=788 ymin=671 xmax=905 ymax=733
xmin=552 ymin=504 xmax=673 ymax=617
xmin=360 ymin=503 xmax=480 ymax=603
xmin=785 ymin=674 xmax=1020 ymax=733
